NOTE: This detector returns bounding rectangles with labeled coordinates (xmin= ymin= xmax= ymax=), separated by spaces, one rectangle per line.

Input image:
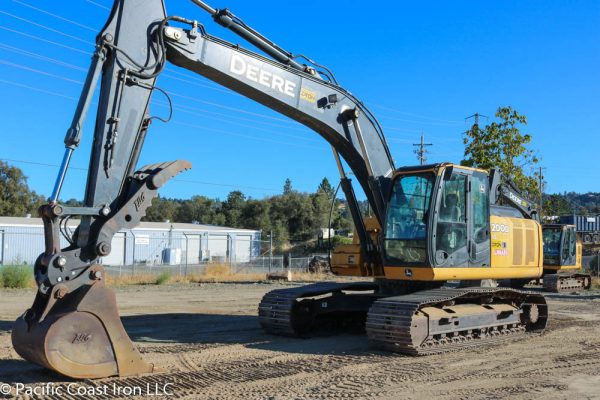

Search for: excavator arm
xmin=13 ymin=0 xmax=394 ymax=379
xmin=489 ymin=168 xmax=539 ymax=221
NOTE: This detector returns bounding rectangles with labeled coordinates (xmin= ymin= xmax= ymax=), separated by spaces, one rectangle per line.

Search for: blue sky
xmin=0 ymin=0 xmax=598 ymax=202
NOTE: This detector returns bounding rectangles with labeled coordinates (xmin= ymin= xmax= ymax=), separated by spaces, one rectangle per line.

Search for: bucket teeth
xmin=12 ymin=268 xmax=153 ymax=379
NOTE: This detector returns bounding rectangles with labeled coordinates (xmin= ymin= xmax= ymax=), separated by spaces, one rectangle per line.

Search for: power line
xmin=0 ymin=78 xmax=78 ymax=100
xmin=84 ymin=0 xmax=111 ymax=11
xmin=0 ymin=158 xmax=278 ymax=192
xmin=0 ymin=22 xmax=303 ymax=126
xmin=0 ymin=42 xmax=87 ymax=71
xmin=0 ymin=58 xmax=83 ymax=84
xmin=0 ymin=76 xmax=325 ymax=151
xmin=4 ymin=5 xmax=465 ymax=134
xmin=0 ymin=10 xmax=91 ymax=45
xmin=11 ymin=0 xmax=97 ymax=32
xmin=171 ymin=120 xmax=325 ymax=150
xmin=0 ymin=25 xmax=89 ymax=54
xmin=368 ymin=102 xmax=463 ymax=124
xmin=0 ymin=58 xmax=321 ymax=145
xmin=1 ymin=8 xmax=451 ymax=140
xmin=0 ymin=44 xmax=310 ymax=134
xmin=152 ymin=100 xmax=320 ymax=143
xmin=377 ymin=113 xmax=463 ymax=127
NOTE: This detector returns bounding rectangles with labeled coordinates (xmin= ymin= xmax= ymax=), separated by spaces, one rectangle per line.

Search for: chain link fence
xmin=0 ymin=228 xmax=329 ymax=277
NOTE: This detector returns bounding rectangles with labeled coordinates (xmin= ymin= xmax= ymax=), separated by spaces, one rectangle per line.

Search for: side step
xmin=366 ymin=287 xmax=547 ymax=355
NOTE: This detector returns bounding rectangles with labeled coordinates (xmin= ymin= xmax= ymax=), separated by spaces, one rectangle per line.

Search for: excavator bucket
xmin=12 ymin=266 xmax=153 ymax=379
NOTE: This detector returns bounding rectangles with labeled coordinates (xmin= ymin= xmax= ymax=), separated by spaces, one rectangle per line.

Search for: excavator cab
xmin=383 ymin=164 xmax=491 ymax=274
xmin=541 ymin=224 xmax=589 ymax=291
xmin=542 ymin=224 xmax=579 ymax=269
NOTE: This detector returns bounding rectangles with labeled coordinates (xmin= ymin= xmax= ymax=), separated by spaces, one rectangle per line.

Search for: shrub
xmin=330 ymin=235 xmax=353 ymax=247
xmin=0 ymin=265 xmax=33 ymax=288
xmin=154 ymin=271 xmax=171 ymax=285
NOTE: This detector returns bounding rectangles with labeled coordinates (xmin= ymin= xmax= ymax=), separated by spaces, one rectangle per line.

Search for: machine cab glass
xmin=383 ymin=165 xmax=490 ymax=268
xmin=383 ymin=173 xmax=435 ymax=264
xmin=543 ymin=225 xmax=577 ymax=266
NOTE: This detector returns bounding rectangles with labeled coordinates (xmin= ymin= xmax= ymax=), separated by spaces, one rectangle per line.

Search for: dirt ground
xmin=1 ymin=282 xmax=600 ymax=400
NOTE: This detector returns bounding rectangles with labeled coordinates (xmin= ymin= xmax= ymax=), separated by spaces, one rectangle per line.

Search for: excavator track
xmin=366 ymin=287 xmax=547 ymax=355
xmin=258 ymin=282 xmax=379 ymax=336
xmin=543 ymin=273 xmax=592 ymax=293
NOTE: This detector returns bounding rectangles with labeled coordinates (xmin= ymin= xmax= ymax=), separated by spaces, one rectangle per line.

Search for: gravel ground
xmin=1 ymin=282 xmax=599 ymax=399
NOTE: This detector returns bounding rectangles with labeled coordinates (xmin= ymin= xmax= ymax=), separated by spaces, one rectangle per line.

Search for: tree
xmin=542 ymin=194 xmax=571 ymax=217
xmin=317 ymin=177 xmax=334 ymax=198
xmin=283 ymin=178 xmax=293 ymax=195
xmin=312 ymin=178 xmax=336 ymax=231
xmin=462 ymin=107 xmax=540 ymax=201
xmin=240 ymin=199 xmax=270 ymax=232
xmin=144 ymin=196 xmax=181 ymax=222
xmin=222 ymin=190 xmax=246 ymax=227
xmin=0 ymin=161 xmax=45 ymax=216
xmin=176 ymin=195 xmax=224 ymax=225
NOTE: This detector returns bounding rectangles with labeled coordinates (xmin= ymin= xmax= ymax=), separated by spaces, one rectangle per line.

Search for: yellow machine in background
xmin=541 ymin=224 xmax=591 ymax=291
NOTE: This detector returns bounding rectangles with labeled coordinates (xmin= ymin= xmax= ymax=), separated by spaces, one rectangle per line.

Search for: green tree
xmin=0 ymin=161 xmax=45 ymax=216
xmin=271 ymin=220 xmax=289 ymax=252
xmin=283 ymin=178 xmax=293 ymax=195
xmin=144 ymin=196 xmax=181 ymax=222
xmin=240 ymin=199 xmax=271 ymax=232
xmin=222 ymin=190 xmax=246 ymax=227
xmin=177 ymin=195 xmax=224 ymax=225
xmin=542 ymin=194 xmax=571 ymax=217
xmin=270 ymin=191 xmax=314 ymax=241
xmin=462 ymin=107 xmax=540 ymax=201
xmin=312 ymin=178 xmax=337 ymax=232
xmin=317 ymin=177 xmax=334 ymax=198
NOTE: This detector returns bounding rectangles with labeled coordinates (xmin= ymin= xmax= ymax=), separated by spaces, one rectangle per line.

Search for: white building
xmin=0 ymin=216 xmax=261 ymax=266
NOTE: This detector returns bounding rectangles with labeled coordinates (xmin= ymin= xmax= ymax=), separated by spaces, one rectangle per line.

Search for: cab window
xmin=384 ymin=173 xmax=434 ymax=264
xmin=436 ymin=173 xmax=467 ymax=257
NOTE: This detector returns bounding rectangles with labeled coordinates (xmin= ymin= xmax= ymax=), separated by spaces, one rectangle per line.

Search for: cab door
xmin=468 ymin=171 xmax=490 ymax=267
xmin=560 ymin=226 xmax=577 ymax=267
xmin=432 ymin=167 xmax=490 ymax=267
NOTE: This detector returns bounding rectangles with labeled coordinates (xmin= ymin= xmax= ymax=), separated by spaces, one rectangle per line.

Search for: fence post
xmin=130 ymin=231 xmax=136 ymax=276
xmin=183 ymin=232 xmax=189 ymax=276
xmin=269 ymin=231 xmax=273 ymax=273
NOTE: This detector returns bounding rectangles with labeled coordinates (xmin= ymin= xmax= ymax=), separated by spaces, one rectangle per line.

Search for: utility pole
xmin=413 ymin=132 xmax=432 ymax=165
xmin=538 ymin=166 xmax=547 ymax=218
xmin=465 ymin=112 xmax=489 ymax=135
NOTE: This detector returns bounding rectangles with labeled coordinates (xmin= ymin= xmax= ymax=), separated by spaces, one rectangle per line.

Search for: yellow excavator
xmin=541 ymin=224 xmax=591 ymax=292
xmin=13 ymin=0 xmax=548 ymax=379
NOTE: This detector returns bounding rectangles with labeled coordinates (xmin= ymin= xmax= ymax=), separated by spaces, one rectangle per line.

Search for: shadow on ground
xmin=0 ymin=359 xmax=70 ymax=384
xmin=0 ymin=320 xmax=13 ymax=334
xmin=123 ymin=312 xmax=374 ymax=356
xmin=0 ymin=312 xmax=380 ymax=384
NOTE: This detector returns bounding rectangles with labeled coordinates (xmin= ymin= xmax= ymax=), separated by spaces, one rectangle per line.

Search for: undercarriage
xmin=259 ymin=281 xmax=548 ymax=354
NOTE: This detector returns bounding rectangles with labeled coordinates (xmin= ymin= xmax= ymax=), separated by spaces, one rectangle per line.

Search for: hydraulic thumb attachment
xmin=12 ymin=160 xmax=191 ymax=379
